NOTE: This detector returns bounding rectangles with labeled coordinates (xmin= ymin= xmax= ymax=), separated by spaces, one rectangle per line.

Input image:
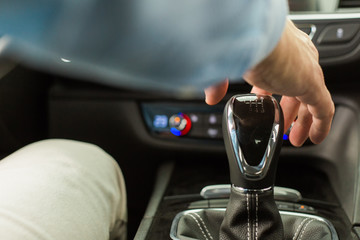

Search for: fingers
xmin=204 ymin=79 xmax=229 ymax=105
xmin=309 ymin=116 xmax=332 ymax=144
xmin=289 ymin=103 xmax=313 ymax=147
xmin=282 ymin=94 xmax=333 ymax=146
xmin=250 ymin=86 xmax=271 ymax=95
xmin=280 ymin=96 xmax=300 ymax=134
xmin=206 ymin=82 xmax=333 ymax=147
xmin=306 ymin=91 xmax=335 ymax=144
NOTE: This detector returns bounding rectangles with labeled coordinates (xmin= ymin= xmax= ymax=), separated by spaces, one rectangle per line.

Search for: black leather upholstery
xmin=175 ymin=208 xmax=334 ymax=240
xmin=219 ymin=187 xmax=283 ymax=240
xmin=173 ymin=187 xmax=335 ymax=240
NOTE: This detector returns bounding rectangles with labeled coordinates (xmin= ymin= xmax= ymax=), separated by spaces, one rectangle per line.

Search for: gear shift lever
xmin=220 ymin=94 xmax=284 ymax=240
xmin=223 ymin=94 xmax=284 ymax=189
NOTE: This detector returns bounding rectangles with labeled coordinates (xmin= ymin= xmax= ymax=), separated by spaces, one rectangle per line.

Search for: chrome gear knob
xmin=223 ymin=94 xmax=284 ymax=189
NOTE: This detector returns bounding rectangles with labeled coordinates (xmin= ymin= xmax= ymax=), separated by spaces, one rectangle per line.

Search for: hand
xmin=204 ymin=19 xmax=334 ymax=147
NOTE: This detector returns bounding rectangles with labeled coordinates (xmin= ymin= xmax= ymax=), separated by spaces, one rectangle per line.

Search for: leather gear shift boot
xmin=219 ymin=186 xmax=283 ymax=240
xmin=173 ymin=207 xmax=335 ymax=240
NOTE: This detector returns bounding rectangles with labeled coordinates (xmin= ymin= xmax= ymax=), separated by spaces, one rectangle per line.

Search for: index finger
xmin=204 ymin=79 xmax=229 ymax=105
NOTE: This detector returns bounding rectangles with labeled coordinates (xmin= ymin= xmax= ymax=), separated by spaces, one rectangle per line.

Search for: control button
xmin=276 ymin=202 xmax=294 ymax=212
xmin=188 ymin=113 xmax=204 ymax=126
xmin=153 ymin=115 xmax=168 ymax=128
xmin=293 ymin=203 xmax=316 ymax=213
xmin=169 ymin=113 xmax=192 ymax=136
xmin=206 ymin=127 xmax=222 ymax=139
xmin=307 ymin=206 xmax=315 ymax=212
xmin=206 ymin=113 xmax=222 ymax=126
xmin=317 ymin=23 xmax=360 ymax=45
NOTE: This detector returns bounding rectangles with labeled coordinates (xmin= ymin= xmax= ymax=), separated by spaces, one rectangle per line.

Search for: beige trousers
xmin=0 ymin=139 xmax=127 ymax=240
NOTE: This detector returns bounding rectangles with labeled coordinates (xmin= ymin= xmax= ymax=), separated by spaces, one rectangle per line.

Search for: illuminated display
xmin=153 ymin=115 xmax=168 ymax=128
xmin=169 ymin=113 xmax=192 ymax=136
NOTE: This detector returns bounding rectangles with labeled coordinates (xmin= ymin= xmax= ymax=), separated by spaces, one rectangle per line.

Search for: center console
xmin=134 ymin=94 xmax=360 ymax=239
xmin=170 ymin=94 xmax=337 ymax=240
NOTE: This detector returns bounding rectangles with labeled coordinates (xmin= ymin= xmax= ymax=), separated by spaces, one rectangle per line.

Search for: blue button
xmin=153 ymin=115 xmax=168 ymax=128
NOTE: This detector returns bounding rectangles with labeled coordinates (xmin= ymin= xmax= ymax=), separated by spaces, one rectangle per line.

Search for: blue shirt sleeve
xmin=0 ymin=0 xmax=288 ymax=95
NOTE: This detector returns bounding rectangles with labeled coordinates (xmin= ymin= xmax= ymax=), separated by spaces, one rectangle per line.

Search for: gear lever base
xmin=170 ymin=207 xmax=338 ymax=240
xmin=220 ymin=186 xmax=283 ymax=240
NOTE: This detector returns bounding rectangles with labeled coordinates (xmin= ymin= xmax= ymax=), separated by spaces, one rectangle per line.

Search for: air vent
xmin=339 ymin=0 xmax=360 ymax=7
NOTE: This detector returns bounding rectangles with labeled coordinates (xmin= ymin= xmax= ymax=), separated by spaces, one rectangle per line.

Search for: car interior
xmin=1 ymin=0 xmax=360 ymax=239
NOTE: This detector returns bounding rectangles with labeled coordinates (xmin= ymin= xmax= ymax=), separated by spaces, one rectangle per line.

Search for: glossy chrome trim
xmin=169 ymin=208 xmax=225 ymax=240
xmin=200 ymin=184 xmax=303 ymax=202
xmin=225 ymin=95 xmax=281 ymax=180
xmin=273 ymin=186 xmax=302 ymax=202
xmin=200 ymin=184 xmax=232 ymax=199
xmin=233 ymin=185 xmax=273 ymax=194
xmin=296 ymin=23 xmax=317 ymax=40
xmin=200 ymin=184 xmax=302 ymax=202
xmin=309 ymin=24 xmax=317 ymax=40
xmin=289 ymin=13 xmax=360 ymax=21
xmin=170 ymin=209 xmax=339 ymax=240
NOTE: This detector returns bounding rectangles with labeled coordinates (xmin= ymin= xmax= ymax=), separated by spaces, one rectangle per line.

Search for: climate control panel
xmin=141 ymin=102 xmax=224 ymax=140
xmin=141 ymin=101 xmax=295 ymax=145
